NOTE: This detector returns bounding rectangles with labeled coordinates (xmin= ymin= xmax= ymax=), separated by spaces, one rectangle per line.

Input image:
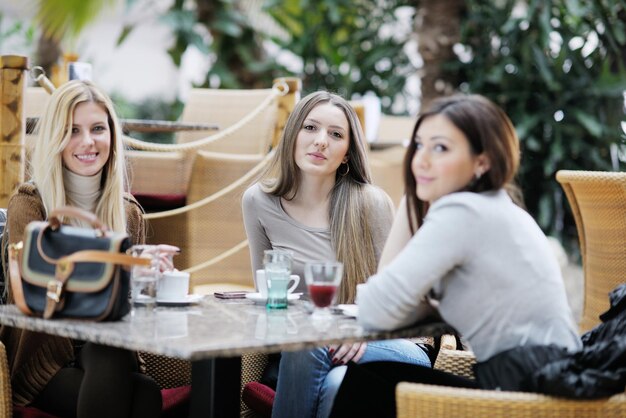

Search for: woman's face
xmin=62 ymin=101 xmax=111 ymax=177
xmin=293 ymin=102 xmax=350 ymax=180
xmin=411 ymin=114 xmax=489 ymax=203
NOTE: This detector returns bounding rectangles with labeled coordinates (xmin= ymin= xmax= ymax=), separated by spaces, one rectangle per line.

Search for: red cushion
xmin=13 ymin=406 xmax=59 ymax=418
xmin=161 ymin=385 xmax=191 ymax=417
xmin=14 ymin=386 xmax=191 ymax=418
xmin=242 ymin=381 xmax=275 ymax=418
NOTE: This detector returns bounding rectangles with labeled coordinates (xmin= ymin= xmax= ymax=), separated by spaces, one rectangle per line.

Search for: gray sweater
xmin=242 ymin=183 xmax=394 ymax=294
xmin=357 ymin=189 xmax=582 ymax=361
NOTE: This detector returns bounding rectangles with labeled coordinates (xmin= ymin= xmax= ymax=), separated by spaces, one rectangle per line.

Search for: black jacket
xmin=475 ymin=283 xmax=626 ymax=398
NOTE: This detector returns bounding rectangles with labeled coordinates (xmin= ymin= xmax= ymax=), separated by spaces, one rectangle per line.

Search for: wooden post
xmin=0 ymin=55 xmax=29 ymax=207
xmin=271 ymin=77 xmax=302 ymax=148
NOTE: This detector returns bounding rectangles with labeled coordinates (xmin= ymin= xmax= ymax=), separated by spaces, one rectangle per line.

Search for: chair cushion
xmin=162 ymin=385 xmax=191 ymax=418
xmin=242 ymin=381 xmax=275 ymax=418
xmin=14 ymin=386 xmax=191 ymax=418
xmin=13 ymin=406 xmax=58 ymax=418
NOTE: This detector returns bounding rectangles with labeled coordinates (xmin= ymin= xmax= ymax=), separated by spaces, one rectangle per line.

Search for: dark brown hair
xmin=404 ymin=94 xmax=521 ymax=232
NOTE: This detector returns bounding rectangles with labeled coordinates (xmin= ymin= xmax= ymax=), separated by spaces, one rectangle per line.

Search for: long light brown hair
xmin=260 ymin=91 xmax=376 ymax=303
xmin=30 ymin=80 xmax=129 ymax=232
xmin=404 ymin=94 xmax=521 ymax=232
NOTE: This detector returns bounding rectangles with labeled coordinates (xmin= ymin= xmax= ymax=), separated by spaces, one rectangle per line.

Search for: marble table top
xmin=0 ymin=298 xmax=454 ymax=361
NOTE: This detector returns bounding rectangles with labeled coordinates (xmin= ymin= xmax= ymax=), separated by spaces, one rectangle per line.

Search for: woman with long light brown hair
xmin=243 ymin=91 xmax=431 ymax=418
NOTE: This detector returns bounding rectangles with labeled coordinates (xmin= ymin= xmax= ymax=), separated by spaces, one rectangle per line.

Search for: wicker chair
xmin=377 ymin=114 xmax=414 ymax=144
xmin=0 ymin=342 xmax=12 ymax=418
xmin=556 ymin=170 xmax=626 ymax=332
xmin=144 ymin=150 xmax=266 ymax=291
xmin=369 ymin=145 xmax=407 ymax=207
xmin=128 ymin=87 xmax=278 ymax=200
xmin=397 ymin=334 xmax=626 ymax=418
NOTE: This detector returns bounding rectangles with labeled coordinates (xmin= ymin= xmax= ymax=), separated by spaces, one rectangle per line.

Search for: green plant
xmin=112 ymin=94 xmax=184 ymax=144
xmin=0 ymin=14 xmax=36 ymax=53
xmin=453 ymin=0 xmax=626 ymax=252
xmin=160 ymin=0 xmax=285 ymax=89
xmin=264 ymin=0 xmax=416 ymax=113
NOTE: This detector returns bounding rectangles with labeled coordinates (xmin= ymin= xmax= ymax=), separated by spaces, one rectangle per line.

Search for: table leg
xmin=190 ymin=356 xmax=242 ymax=418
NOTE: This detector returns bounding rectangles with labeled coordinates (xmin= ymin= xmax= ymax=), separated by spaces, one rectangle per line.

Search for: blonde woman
xmin=0 ymin=80 xmax=162 ymax=418
xmin=242 ymin=91 xmax=431 ymax=418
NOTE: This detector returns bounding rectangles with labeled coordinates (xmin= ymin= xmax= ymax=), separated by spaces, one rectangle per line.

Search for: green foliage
xmin=162 ymin=0 xmax=285 ymax=88
xmin=112 ymin=94 xmax=184 ymax=144
xmin=0 ymin=14 xmax=36 ymax=53
xmin=264 ymin=0 xmax=415 ymax=113
xmin=36 ymin=0 xmax=117 ymax=41
xmin=453 ymin=0 xmax=626 ymax=251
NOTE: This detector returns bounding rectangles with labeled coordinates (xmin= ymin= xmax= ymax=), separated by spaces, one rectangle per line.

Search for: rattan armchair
xmin=556 ymin=170 xmax=626 ymax=332
xmin=144 ymin=150 xmax=268 ymax=291
xmin=369 ymin=145 xmax=407 ymax=207
xmin=397 ymin=335 xmax=626 ymax=418
xmin=128 ymin=87 xmax=278 ymax=199
xmin=0 ymin=342 xmax=12 ymax=418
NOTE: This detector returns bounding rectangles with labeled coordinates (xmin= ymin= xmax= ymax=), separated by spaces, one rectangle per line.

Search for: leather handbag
xmin=8 ymin=206 xmax=150 ymax=321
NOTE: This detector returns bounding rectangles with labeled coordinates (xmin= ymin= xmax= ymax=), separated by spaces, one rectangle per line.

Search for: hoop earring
xmin=339 ymin=163 xmax=350 ymax=177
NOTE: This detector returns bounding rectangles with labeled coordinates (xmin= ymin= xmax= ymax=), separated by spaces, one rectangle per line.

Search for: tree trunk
xmin=35 ymin=33 xmax=62 ymax=76
xmin=416 ymin=0 xmax=465 ymax=111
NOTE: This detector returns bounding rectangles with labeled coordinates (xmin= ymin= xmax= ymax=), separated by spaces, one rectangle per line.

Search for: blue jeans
xmin=271 ymin=339 xmax=431 ymax=418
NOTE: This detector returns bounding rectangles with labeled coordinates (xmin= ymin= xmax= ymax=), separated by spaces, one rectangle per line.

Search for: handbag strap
xmin=48 ymin=206 xmax=107 ymax=233
xmin=8 ymin=242 xmax=34 ymax=316
xmin=38 ymin=207 xmax=120 ymax=265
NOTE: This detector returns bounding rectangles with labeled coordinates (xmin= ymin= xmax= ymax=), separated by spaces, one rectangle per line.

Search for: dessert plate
xmin=245 ymin=293 xmax=302 ymax=304
xmin=337 ymin=304 xmax=358 ymax=317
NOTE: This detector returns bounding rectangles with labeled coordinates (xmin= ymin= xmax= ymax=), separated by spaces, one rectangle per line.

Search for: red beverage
xmin=308 ymin=284 xmax=336 ymax=308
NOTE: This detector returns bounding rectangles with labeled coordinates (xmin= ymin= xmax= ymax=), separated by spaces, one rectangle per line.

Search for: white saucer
xmin=337 ymin=304 xmax=358 ymax=317
xmin=245 ymin=292 xmax=302 ymax=303
xmin=157 ymin=294 xmax=203 ymax=306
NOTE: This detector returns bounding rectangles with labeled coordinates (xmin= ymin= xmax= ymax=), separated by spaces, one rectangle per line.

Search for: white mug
xmin=255 ymin=269 xmax=299 ymax=298
xmin=158 ymin=270 xmax=190 ymax=301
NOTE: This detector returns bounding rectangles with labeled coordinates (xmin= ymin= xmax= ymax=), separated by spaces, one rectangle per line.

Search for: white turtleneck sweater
xmin=62 ymin=168 xmax=102 ymax=215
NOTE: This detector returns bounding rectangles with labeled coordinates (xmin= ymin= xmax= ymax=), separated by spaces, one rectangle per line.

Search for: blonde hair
xmin=260 ymin=91 xmax=376 ymax=303
xmin=30 ymin=80 xmax=128 ymax=233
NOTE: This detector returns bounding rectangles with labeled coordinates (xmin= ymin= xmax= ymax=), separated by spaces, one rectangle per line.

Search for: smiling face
xmin=411 ymin=114 xmax=490 ymax=203
xmin=293 ymin=102 xmax=350 ymax=180
xmin=61 ymin=101 xmax=111 ymax=177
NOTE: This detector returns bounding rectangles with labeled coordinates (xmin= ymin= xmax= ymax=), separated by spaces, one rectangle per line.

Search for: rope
xmin=122 ymin=80 xmax=289 ymax=152
xmin=24 ymin=67 xmax=290 ymax=154
xmin=29 ymin=66 xmax=56 ymax=94
xmin=182 ymin=239 xmax=249 ymax=274
xmin=143 ymin=150 xmax=274 ymax=220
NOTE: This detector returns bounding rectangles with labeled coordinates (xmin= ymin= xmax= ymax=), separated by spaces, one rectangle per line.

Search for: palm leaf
xmin=36 ymin=0 xmax=117 ymax=40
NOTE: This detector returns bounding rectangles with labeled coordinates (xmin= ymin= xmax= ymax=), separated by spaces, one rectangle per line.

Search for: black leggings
xmin=33 ymin=343 xmax=162 ymax=418
xmin=329 ymin=361 xmax=478 ymax=418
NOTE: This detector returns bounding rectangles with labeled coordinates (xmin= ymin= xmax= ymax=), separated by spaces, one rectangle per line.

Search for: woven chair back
xmin=145 ymin=151 xmax=264 ymax=288
xmin=369 ymin=145 xmax=407 ymax=207
xmin=556 ymin=170 xmax=626 ymax=332
xmin=177 ymin=88 xmax=277 ymax=155
xmin=0 ymin=342 xmax=12 ymax=418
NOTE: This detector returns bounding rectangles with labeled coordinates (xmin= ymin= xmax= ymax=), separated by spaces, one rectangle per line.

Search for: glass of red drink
xmin=304 ymin=261 xmax=343 ymax=318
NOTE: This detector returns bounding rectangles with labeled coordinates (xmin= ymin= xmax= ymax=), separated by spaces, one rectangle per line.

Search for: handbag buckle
xmin=46 ymin=280 xmax=64 ymax=303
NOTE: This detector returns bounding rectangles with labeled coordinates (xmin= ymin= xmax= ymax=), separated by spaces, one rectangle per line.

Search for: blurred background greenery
xmin=1 ymin=0 xmax=625 ymax=254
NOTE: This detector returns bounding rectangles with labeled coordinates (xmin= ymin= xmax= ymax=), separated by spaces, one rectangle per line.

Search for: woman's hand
xmin=149 ymin=244 xmax=180 ymax=272
xmin=328 ymin=342 xmax=367 ymax=365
